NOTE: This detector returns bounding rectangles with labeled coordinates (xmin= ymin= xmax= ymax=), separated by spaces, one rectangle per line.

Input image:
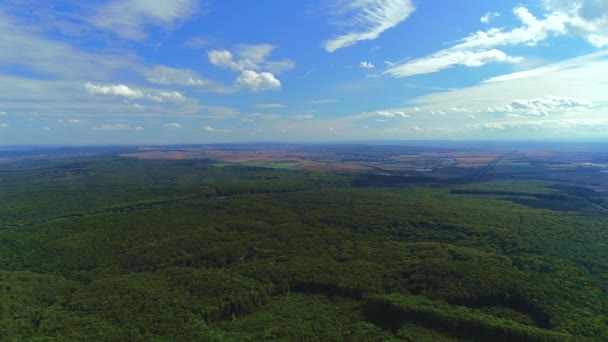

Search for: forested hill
xmin=1 ymin=155 xmax=607 ymax=341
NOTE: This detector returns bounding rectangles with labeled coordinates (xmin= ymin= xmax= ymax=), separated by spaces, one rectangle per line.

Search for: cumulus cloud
xmin=208 ymin=44 xmax=294 ymax=74
xmin=164 ymin=123 xmax=181 ymax=129
xmin=324 ymin=0 xmax=416 ymax=52
xmin=85 ymin=82 xmax=187 ymax=102
xmin=360 ymin=61 xmax=375 ymax=69
xmin=488 ymin=96 xmax=594 ymax=116
xmin=85 ymin=82 xmax=143 ymax=98
xmin=89 ymin=0 xmax=199 ymax=40
xmin=207 ymin=44 xmax=293 ymax=92
xmin=542 ymin=0 xmax=608 ymax=47
xmin=471 ymin=118 xmax=608 ymax=133
xmin=155 ymin=91 xmax=185 ymax=101
xmin=202 ymin=126 xmax=231 ymax=133
xmin=236 ymin=70 xmax=281 ymax=91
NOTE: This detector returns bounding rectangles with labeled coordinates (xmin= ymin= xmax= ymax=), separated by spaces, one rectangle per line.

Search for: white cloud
xmin=293 ymin=114 xmax=314 ymax=120
xmin=236 ymin=70 xmax=281 ymax=91
xmin=0 ymin=123 xmax=8 ymax=129
xmin=202 ymin=126 xmax=231 ymax=133
xmin=360 ymin=61 xmax=375 ymax=69
xmin=41 ymin=126 xmax=51 ymax=131
xmin=481 ymin=12 xmax=500 ymax=24
xmin=89 ymin=0 xmax=199 ymax=40
xmin=208 ymin=50 xmax=237 ymax=70
xmin=93 ymin=124 xmax=137 ymax=131
xmin=155 ymin=91 xmax=185 ymax=101
xmin=487 ymin=96 xmax=594 ymax=116
xmin=182 ymin=36 xmax=212 ymax=48
xmin=85 ymin=82 xmax=187 ymax=103
xmin=208 ymin=44 xmax=294 ymax=74
xmin=66 ymin=119 xmax=84 ymax=124
xmin=385 ymin=7 xmax=570 ymax=78
xmin=450 ymin=107 xmax=473 ymax=113
xmin=376 ymin=110 xmax=410 ymax=118
xmin=387 ymin=49 xmax=522 ymax=77
xmin=310 ymin=99 xmax=338 ymax=105
xmin=256 ymin=103 xmax=286 ymax=109
xmin=85 ymin=82 xmax=143 ymax=99
xmin=408 ymin=51 xmax=608 ymax=111
xmin=471 ymin=118 xmax=608 ymax=133
xmin=542 ymin=0 xmax=608 ymax=47
xmin=0 ymin=111 xmax=7 ymax=116
xmin=483 ymin=66 xmax=561 ymax=83
xmin=146 ymin=65 xmax=232 ymax=93
xmin=164 ymin=122 xmax=181 ymax=129
xmin=0 ymin=11 xmax=137 ymax=80
xmin=324 ymin=0 xmax=416 ymax=52
xmin=135 ymin=126 xmax=145 ymax=131
xmin=250 ymin=113 xmax=282 ymax=121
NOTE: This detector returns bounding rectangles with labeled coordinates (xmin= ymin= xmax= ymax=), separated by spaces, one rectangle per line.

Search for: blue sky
xmin=1 ymin=0 xmax=608 ymax=144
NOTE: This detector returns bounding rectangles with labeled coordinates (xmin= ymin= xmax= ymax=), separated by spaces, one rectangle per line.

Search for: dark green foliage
xmin=1 ymin=155 xmax=607 ymax=340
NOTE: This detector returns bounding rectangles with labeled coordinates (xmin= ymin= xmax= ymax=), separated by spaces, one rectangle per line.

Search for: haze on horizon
xmin=1 ymin=0 xmax=608 ymax=145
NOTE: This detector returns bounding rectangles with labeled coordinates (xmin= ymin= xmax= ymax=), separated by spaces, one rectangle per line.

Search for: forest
xmin=1 ymin=147 xmax=608 ymax=341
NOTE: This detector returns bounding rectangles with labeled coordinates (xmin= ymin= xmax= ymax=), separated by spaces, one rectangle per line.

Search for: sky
xmin=1 ymin=0 xmax=608 ymax=145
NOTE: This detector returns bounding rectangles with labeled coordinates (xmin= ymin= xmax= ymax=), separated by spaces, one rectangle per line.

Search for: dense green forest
xmin=1 ymin=154 xmax=608 ymax=341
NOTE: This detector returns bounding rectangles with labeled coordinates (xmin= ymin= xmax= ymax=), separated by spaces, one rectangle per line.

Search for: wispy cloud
xmin=146 ymin=65 xmax=233 ymax=93
xmin=480 ymin=12 xmax=500 ymax=24
xmin=376 ymin=110 xmax=410 ymax=118
xmin=202 ymin=126 xmax=231 ymax=133
xmin=255 ymin=103 xmax=287 ymax=109
xmin=324 ymin=0 xmax=415 ymax=52
xmin=310 ymin=99 xmax=338 ymax=105
xmin=93 ymin=124 xmax=143 ymax=131
xmin=385 ymin=7 xmax=570 ymax=78
xmin=89 ymin=0 xmax=200 ymax=40
xmin=182 ymin=36 xmax=213 ymax=49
